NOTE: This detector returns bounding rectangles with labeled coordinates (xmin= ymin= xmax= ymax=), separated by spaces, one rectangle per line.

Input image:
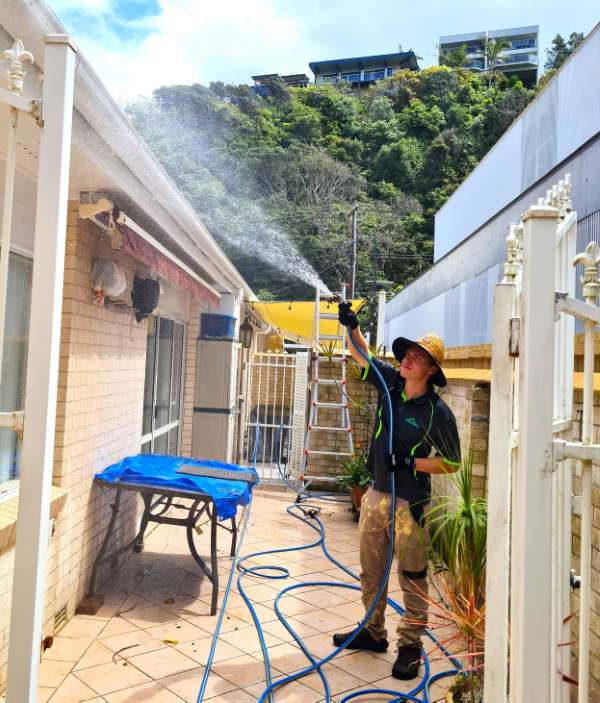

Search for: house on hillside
xmin=439 ymin=25 xmax=539 ymax=86
xmin=251 ymin=73 xmax=310 ymax=96
xmin=309 ymin=49 xmax=419 ymax=87
xmin=0 ymin=0 xmax=259 ymax=694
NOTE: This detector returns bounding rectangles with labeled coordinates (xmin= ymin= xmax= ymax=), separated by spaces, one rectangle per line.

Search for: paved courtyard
xmin=34 ymin=489 xmax=456 ymax=702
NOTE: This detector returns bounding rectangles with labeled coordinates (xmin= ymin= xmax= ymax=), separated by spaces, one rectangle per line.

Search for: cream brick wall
xmin=570 ymin=390 xmax=600 ymax=700
xmin=0 ymin=202 xmax=209 ymax=690
xmin=47 ymin=203 xmax=149 ymax=639
xmin=434 ymin=381 xmax=489 ymax=499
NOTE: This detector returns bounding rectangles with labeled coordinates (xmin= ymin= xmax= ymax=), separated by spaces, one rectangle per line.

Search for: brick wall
xmin=570 ymin=389 xmax=600 ymax=700
xmin=433 ymin=381 xmax=489 ymax=499
xmin=47 ymin=204 xmax=149 ymax=631
xmin=0 ymin=202 xmax=207 ymax=690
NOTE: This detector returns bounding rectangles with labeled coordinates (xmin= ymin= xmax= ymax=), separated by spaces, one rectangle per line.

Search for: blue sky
xmin=49 ymin=0 xmax=599 ymax=100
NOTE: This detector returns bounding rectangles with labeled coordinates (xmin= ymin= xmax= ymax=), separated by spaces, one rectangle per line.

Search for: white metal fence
xmin=242 ymin=351 xmax=308 ymax=482
xmin=484 ymin=174 xmax=598 ymax=702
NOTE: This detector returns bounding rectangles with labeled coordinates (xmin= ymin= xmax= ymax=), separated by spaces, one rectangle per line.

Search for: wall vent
xmin=53 ymin=605 xmax=68 ymax=633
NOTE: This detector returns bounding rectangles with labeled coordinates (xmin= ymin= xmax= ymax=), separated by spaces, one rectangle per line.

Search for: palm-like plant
xmin=427 ymin=455 xmax=487 ymax=598
xmin=425 ymin=454 xmax=487 ymax=702
xmin=483 ymin=38 xmax=510 ymax=88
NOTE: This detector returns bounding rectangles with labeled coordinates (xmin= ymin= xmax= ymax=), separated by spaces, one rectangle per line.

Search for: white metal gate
xmin=485 ymin=175 xmax=597 ymax=703
xmin=243 ymin=351 xmax=308 ymax=481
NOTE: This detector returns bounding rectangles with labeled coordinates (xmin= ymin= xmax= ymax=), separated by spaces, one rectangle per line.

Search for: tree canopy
xmin=127 ymin=66 xmax=537 ymax=310
xmin=544 ymin=32 xmax=585 ymax=71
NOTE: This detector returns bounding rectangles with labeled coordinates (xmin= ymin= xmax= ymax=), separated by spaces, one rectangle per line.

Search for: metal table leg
xmin=185 ymin=499 xmax=219 ymax=615
xmin=230 ymin=516 xmax=237 ymax=557
xmin=133 ymin=493 xmax=153 ymax=553
xmin=210 ymin=504 xmax=218 ymax=615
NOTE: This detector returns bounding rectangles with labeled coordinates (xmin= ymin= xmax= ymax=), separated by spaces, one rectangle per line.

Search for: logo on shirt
xmin=404 ymin=417 xmax=419 ymax=428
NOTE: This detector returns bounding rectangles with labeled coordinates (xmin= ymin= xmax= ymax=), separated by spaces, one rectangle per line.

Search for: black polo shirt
xmin=361 ymin=355 xmax=461 ymax=523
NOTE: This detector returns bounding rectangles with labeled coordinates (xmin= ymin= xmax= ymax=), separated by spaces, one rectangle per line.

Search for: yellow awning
xmin=250 ymin=299 xmax=366 ymax=348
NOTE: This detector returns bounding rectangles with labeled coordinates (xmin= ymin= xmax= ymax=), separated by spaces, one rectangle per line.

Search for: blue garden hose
xmin=197 ymin=322 xmax=462 ymax=703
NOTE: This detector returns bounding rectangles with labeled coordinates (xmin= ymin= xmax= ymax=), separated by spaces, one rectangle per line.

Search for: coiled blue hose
xmin=197 ymin=323 xmax=462 ymax=703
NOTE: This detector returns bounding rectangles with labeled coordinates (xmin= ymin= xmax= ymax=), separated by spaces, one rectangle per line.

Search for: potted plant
xmin=336 ymin=449 xmax=371 ymax=517
xmin=424 ymin=454 xmax=487 ymax=703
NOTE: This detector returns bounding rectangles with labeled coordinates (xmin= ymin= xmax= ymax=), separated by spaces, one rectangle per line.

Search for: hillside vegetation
xmin=127 ymin=67 xmax=536 ymax=303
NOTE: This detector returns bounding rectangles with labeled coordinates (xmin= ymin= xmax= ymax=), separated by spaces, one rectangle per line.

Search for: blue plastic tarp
xmin=95 ymin=454 xmax=258 ymax=520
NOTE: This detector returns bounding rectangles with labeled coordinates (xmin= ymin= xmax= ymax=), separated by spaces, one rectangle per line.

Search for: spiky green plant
xmin=336 ymin=449 xmax=371 ymax=491
xmin=425 ymin=454 xmax=487 ymax=702
xmin=426 ymin=453 xmax=487 ymax=600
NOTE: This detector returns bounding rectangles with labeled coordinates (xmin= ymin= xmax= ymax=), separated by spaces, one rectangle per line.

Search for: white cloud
xmin=52 ymin=0 xmax=318 ymax=99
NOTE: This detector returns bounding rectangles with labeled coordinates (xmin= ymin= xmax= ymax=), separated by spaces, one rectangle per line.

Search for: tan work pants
xmin=358 ymin=486 xmax=430 ymax=646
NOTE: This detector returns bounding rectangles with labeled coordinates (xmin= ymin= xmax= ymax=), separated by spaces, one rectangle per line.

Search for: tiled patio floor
xmin=37 ymin=489 xmax=457 ymax=702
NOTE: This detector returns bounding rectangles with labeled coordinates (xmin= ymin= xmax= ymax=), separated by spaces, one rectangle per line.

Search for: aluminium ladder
xmin=301 ymin=286 xmax=354 ymax=489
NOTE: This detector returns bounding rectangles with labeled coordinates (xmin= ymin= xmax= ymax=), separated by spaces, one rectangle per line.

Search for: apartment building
xmin=439 ymin=25 xmax=539 ymax=86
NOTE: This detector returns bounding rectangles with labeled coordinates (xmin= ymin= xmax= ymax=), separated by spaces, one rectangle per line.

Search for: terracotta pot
xmin=351 ymin=484 xmax=367 ymax=512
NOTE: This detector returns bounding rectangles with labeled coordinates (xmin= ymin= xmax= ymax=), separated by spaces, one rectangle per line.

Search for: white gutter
xmin=0 ymin=0 xmax=256 ymax=301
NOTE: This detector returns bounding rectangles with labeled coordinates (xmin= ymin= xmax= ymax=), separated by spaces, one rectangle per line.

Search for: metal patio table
xmin=88 ymin=477 xmax=238 ymax=615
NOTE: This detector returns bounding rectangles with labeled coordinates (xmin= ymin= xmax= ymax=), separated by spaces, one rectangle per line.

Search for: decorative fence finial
xmin=1 ymin=39 xmax=34 ymax=95
xmin=504 ymin=223 xmax=522 ymax=281
xmin=541 ymin=173 xmax=572 ymax=217
xmin=573 ymin=241 xmax=600 ymax=303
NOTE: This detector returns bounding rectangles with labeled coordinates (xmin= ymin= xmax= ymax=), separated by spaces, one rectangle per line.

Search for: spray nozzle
xmin=322 ymin=293 xmax=342 ymax=304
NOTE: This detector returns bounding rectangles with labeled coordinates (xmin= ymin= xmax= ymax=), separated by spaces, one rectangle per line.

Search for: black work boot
xmin=332 ymin=626 xmax=388 ymax=652
xmin=392 ymin=644 xmax=422 ymax=680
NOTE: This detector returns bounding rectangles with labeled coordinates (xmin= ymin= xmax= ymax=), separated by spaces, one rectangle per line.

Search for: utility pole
xmin=350 ymin=201 xmax=358 ymax=298
xmin=376 ymin=289 xmax=387 ymax=350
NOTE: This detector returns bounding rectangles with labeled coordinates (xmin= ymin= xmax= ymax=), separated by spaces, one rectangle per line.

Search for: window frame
xmin=140 ymin=314 xmax=187 ymax=456
xmin=0 ymin=251 xmax=34 ymax=504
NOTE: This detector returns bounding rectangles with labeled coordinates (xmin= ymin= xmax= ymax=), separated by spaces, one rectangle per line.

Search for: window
xmin=141 ymin=316 xmax=185 ymax=455
xmin=363 ymin=69 xmax=385 ymax=81
xmin=322 ymin=74 xmax=338 ymax=84
xmin=340 ymin=72 xmax=361 ymax=83
xmin=501 ymin=52 xmax=537 ymax=65
xmin=511 ymin=38 xmax=536 ymax=50
xmin=0 ymin=253 xmax=32 ymax=490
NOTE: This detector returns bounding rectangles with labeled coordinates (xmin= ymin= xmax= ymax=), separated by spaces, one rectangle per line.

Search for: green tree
xmin=544 ymin=32 xmax=585 ymax=71
xmin=439 ymin=44 xmax=467 ymax=68
xmin=127 ymin=65 xmax=536 ymax=301
xmin=372 ymin=137 xmax=424 ymax=192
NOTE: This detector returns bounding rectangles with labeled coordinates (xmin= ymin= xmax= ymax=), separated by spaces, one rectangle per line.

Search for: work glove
xmin=385 ymin=450 xmax=416 ymax=473
xmin=338 ymin=301 xmax=359 ymax=330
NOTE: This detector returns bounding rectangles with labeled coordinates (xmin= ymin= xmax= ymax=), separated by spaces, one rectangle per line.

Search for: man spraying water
xmin=333 ymin=300 xmax=461 ymax=680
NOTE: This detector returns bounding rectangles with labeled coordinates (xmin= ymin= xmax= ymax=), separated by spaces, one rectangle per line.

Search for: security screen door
xmin=141 ymin=315 xmax=185 ymax=454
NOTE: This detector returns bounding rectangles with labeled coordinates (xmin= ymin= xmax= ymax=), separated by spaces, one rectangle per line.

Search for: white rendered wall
xmin=384 ymin=263 xmax=502 ymax=348
xmin=435 ymin=22 xmax=600 ymax=261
